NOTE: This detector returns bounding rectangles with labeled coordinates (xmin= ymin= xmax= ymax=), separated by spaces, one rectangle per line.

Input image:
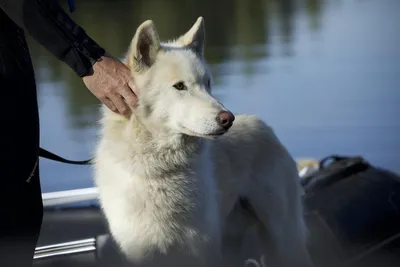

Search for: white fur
xmin=93 ymin=17 xmax=314 ymax=267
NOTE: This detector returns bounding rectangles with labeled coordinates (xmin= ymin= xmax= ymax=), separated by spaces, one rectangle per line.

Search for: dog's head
xmin=126 ymin=17 xmax=234 ymax=138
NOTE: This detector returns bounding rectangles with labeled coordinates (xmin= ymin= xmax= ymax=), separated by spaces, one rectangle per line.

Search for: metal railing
xmin=42 ymin=187 xmax=99 ymax=207
xmin=34 ymin=238 xmax=96 ymax=260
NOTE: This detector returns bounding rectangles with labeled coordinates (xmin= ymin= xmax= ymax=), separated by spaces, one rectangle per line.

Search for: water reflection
xmin=30 ymin=0 xmax=321 ymax=129
xmin=27 ymin=0 xmax=400 ymax=192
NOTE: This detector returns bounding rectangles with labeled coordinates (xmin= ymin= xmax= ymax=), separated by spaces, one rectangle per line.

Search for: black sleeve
xmin=0 ymin=0 xmax=106 ymax=77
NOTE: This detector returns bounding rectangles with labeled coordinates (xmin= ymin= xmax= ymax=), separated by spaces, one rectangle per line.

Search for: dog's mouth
xmin=205 ymin=129 xmax=227 ymax=137
xmin=181 ymin=126 xmax=227 ymax=139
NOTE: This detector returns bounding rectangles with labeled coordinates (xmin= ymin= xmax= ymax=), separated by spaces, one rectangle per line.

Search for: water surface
xmin=28 ymin=0 xmax=400 ymax=192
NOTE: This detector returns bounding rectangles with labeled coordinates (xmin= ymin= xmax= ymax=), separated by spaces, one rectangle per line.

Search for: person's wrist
xmin=80 ymin=52 xmax=109 ymax=78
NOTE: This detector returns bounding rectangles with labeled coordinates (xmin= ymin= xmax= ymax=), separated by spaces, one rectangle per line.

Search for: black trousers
xmin=0 ymin=9 xmax=43 ymax=267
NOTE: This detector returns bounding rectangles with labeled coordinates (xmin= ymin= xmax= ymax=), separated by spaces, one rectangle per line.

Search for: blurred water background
xmin=27 ymin=0 xmax=400 ymax=193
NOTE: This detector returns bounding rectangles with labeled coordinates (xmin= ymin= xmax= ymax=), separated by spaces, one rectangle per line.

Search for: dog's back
xmin=212 ymin=114 xmax=311 ymax=267
xmin=214 ymin=114 xmax=304 ymax=223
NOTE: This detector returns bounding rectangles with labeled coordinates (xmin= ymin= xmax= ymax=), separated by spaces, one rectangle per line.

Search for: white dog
xmin=93 ymin=17 xmax=313 ymax=267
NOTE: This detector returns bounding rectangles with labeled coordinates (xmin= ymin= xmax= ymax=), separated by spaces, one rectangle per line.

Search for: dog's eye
xmin=173 ymin=82 xmax=186 ymax=90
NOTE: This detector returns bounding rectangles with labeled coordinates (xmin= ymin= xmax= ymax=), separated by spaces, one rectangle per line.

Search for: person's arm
xmin=0 ymin=0 xmax=105 ymax=77
xmin=0 ymin=0 xmax=137 ymax=117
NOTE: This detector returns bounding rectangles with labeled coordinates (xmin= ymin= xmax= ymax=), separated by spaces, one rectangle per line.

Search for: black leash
xmin=39 ymin=147 xmax=93 ymax=165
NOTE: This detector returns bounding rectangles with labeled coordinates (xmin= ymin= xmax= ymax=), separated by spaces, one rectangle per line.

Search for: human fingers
xmin=128 ymin=79 xmax=139 ymax=97
xmin=101 ymin=97 xmax=118 ymax=113
xmin=109 ymin=94 xmax=132 ymax=118
xmin=119 ymin=85 xmax=138 ymax=109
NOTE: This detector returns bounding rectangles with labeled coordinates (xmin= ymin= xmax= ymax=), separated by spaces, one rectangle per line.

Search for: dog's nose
xmin=216 ymin=111 xmax=235 ymax=130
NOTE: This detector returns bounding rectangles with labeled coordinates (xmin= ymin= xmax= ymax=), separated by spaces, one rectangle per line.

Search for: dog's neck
xmin=101 ymin=109 xmax=204 ymax=178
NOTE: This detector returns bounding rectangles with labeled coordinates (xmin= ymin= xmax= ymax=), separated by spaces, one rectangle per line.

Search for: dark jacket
xmin=0 ymin=0 xmax=105 ymax=77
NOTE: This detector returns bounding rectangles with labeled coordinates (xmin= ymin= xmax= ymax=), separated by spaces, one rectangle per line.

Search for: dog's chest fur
xmin=94 ymin=125 xmax=220 ymax=262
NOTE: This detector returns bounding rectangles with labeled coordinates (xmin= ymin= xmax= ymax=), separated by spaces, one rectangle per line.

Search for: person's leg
xmin=0 ymin=8 xmax=43 ymax=267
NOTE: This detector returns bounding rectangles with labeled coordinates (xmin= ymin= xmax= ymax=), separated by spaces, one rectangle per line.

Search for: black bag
xmin=302 ymin=155 xmax=400 ymax=267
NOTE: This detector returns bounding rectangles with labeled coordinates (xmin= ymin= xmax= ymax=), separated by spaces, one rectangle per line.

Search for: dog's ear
xmin=178 ymin=16 xmax=205 ymax=58
xmin=128 ymin=20 xmax=160 ymax=72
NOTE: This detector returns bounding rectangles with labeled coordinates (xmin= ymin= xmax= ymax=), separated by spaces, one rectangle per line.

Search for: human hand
xmin=82 ymin=55 xmax=138 ymax=117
